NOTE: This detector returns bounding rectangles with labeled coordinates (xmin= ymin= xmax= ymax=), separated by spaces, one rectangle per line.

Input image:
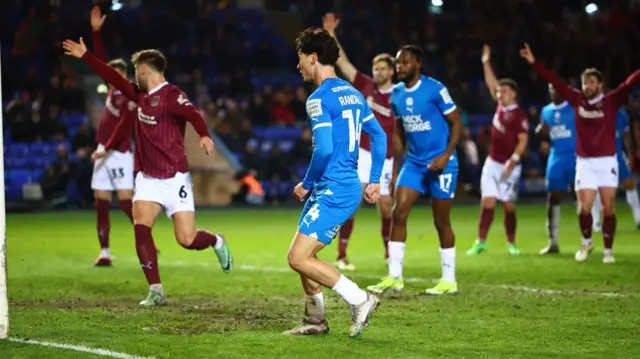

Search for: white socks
xmin=150 ymin=283 xmax=163 ymax=293
xmin=440 ymin=247 xmax=456 ymax=283
xmin=388 ymin=241 xmax=406 ymax=279
xmin=582 ymin=238 xmax=593 ymax=246
xmin=100 ymin=248 xmax=110 ymax=258
xmin=547 ymin=205 xmax=560 ymax=245
xmin=626 ymin=189 xmax=640 ymax=224
xmin=304 ymin=292 xmax=325 ymax=319
xmin=332 ymin=275 xmax=367 ymax=305
xmin=214 ymin=235 xmax=224 ymax=250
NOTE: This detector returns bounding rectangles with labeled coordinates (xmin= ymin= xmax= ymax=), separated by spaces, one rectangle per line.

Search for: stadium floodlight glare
xmin=585 ymin=3 xmax=598 ymax=14
xmin=112 ymin=0 xmax=123 ymax=11
xmin=0 ymin=46 xmax=8 ymax=340
xmin=431 ymin=0 xmax=444 ymax=7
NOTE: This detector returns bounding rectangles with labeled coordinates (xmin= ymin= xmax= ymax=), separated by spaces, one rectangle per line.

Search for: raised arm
xmin=301 ymin=101 xmax=333 ymax=190
xmin=608 ymin=69 xmax=640 ymax=108
xmin=361 ymin=111 xmax=387 ymax=185
xmin=520 ymin=43 xmax=580 ymax=105
xmin=323 ymin=13 xmax=357 ymax=83
xmin=90 ymin=6 xmax=108 ymax=61
xmin=167 ymin=90 xmax=211 ymax=138
xmin=481 ymin=45 xmax=499 ymax=101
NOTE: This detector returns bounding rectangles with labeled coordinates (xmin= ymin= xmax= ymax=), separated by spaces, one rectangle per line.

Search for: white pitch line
xmin=7 ymin=338 xmax=157 ymax=359
xmin=121 ymin=258 xmax=634 ymax=298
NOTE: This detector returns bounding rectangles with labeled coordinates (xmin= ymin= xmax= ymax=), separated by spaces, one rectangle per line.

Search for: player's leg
xmin=591 ymin=191 xmax=602 ymax=232
xmin=425 ymin=170 xmax=458 ymax=295
xmin=574 ymin=157 xmax=601 ymax=262
xmin=619 ymin=156 xmax=640 ymax=227
xmin=91 ymin=157 xmax=115 ymax=266
xmin=468 ymin=160 xmax=498 ymax=255
xmin=113 ymin=151 xmax=135 ymax=223
xmin=132 ymin=199 xmax=164 ymax=306
xmin=596 ymin=156 xmax=620 ymax=263
xmin=540 ymin=157 xmax=568 ymax=254
xmin=283 ymin=249 xmax=329 ymax=335
xmin=93 ymin=190 xmax=113 ymax=266
xmin=287 ymin=233 xmax=378 ymax=338
xmin=168 ymin=173 xmax=232 ymax=272
xmin=116 ymin=190 xmax=134 ymax=222
xmin=367 ymin=166 xmax=421 ymax=295
xmin=499 ymin=165 xmax=522 ymax=255
xmin=377 ymin=158 xmax=395 ymax=261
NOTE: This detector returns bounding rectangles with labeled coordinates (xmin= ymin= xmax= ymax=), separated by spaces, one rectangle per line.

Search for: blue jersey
xmin=391 ymin=75 xmax=458 ymax=169
xmin=616 ymin=109 xmax=630 ymax=154
xmin=301 ymin=77 xmax=387 ymax=192
xmin=298 ymin=77 xmax=386 ymax=244
xmin=540 ymin=101 xmax=576 ymax=157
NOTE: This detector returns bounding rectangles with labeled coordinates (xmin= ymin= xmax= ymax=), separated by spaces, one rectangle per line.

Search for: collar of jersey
xmin=378 ymin=86 xmax=393 ymax=94
xmin=500 ymin=104 xmax=519 ymax=111
xmin=552 ymin=101 xmax=568 ymax=110
xmin=404 ymin=79 xmax=423 ymax=93
xmin=148 ymin=81 xmax=169 ymax=95
xmin=588 ymin=93 xmax=604 ymax=105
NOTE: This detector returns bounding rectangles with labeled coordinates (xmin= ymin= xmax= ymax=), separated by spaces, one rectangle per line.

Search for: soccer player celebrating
xmin=537 ymin=84 xmax=577 ymax=254
xmin=323 ymin=13 xmax=398 ymax=269
xmin=367 ymin=45 xmax=463 ymax=296
xmin=521 ymin=42 xmax=640 ymax=263
xmin=284 ymin=27 xmax=386 ymax=337
xmin=468 ymin=45 xmax=529 ymax=256
xmin=88 ymin=7 xmax=137 ymax=267
xmin=62 ymin=38 xmax=233 ymax=305
xmin=591 ymin=109 xmax=640 ymax=230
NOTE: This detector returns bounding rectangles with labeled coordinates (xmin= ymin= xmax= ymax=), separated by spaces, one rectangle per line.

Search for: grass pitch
xmin=2 ymin=204 xmax=640 ymax=358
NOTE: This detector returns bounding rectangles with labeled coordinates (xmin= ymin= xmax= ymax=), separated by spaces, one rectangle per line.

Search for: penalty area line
xmin=7 ymin=338 xmax=157 ymax=359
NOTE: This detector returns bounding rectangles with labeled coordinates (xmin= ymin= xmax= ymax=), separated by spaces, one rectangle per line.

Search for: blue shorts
xmin=297 ymin=186 xmax=361 ymax=245
xmin=618 ymin=153 xmax=632 ymax=181
xmin=545 ymin=154 xmax=576 ymax=191
xmin=396 ymin=162 xmax=458 ymax=199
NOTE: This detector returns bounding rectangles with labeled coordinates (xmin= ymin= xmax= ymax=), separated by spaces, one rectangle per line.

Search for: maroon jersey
xmin=353 ymin=71 xmax=394 ymax=159
xmin=82 ymin=52 xmax=211 ymax=179
xmin=489 ymin=105 xmax=529 ymax=163
xmin=533 ymin=62 xmax=640 ymax=157
xmin=95 ymin=89 xmax=136 ymax=153
xmin=91 ymin=30 xmax=135 ymax=153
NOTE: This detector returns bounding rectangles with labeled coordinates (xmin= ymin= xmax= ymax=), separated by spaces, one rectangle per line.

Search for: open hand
xmin=62 ymin=38 xmax=87 ymax=59
xmin=90 ymin=6 xmax=106 ymax=30
xmin=481 ymin=44 xmax=491 ymax=63
xmin=519 ymin=43 xmax=535 ymax=64
xmin=200 ymin=136 xmax=214 ymax=155
xmin=364 ymin=183 xmax=381 ymax=204
xmin=501 ymin=159 xmax=517 ymax=180
xmin=322 ymin=13 xmax=340 ymax=34
xmin=91 ymin=150 xmax=107 ymax=162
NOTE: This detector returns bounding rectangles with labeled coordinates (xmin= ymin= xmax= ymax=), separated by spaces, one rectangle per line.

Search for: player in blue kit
xmin=591 ymin=109 xmax=640 ymax=230
xmin=367 ymin=45 xmax=463 ymax=296
xmin=284 ymin=28 xmax=387 ymax=338
xmin=537 ymin=84 xmax=577 ymax=254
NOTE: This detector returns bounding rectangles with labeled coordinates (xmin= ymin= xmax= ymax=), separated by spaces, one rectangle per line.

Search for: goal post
xmin=0 ymin=46 xmax=8 ymax=339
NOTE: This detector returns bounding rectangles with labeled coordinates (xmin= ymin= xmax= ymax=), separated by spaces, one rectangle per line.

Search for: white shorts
xmin=133 ymin=172 xmax=195 ymax=218
xmin=575 ymin=155 xmax=618 ymax=191
xmin=480 ymin=157 xmax=522 ymax=202
xmin=357 ymin=148 xmax=394 ymax=196
xmin=91 ymin=144 xmax=134 ymax=191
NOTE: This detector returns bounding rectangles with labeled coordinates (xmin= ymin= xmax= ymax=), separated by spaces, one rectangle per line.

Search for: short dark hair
xmin=131 ymin=49 xmax=167 ymax=73
xmin=398 ymin=45 xmax=425 ymax=64
xmin=372 ymin=53 xmax=395 ymax=69
xmin=107 ymin=58 xmax=127 ymax=73
xmin=498 ymin=78 xmax=519 ymax=93
xmin=581 ymin=67 xmax=604 ymax=83
xmin=295 ymin=27 xmax=340 ymax=66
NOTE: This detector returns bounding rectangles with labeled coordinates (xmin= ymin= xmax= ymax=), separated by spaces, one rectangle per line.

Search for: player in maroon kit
xmin=521 ymin=43 xmax=640 ymax=264
xmin=323 ymin=13 xmax=399 ymax=270
xmin=62 ymin=37 xmax=233 ymax=306
xmin=467 ymin=45 xmax=529 ymax=256
xmin=88 ymin=7 xmax=136 ymax=267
